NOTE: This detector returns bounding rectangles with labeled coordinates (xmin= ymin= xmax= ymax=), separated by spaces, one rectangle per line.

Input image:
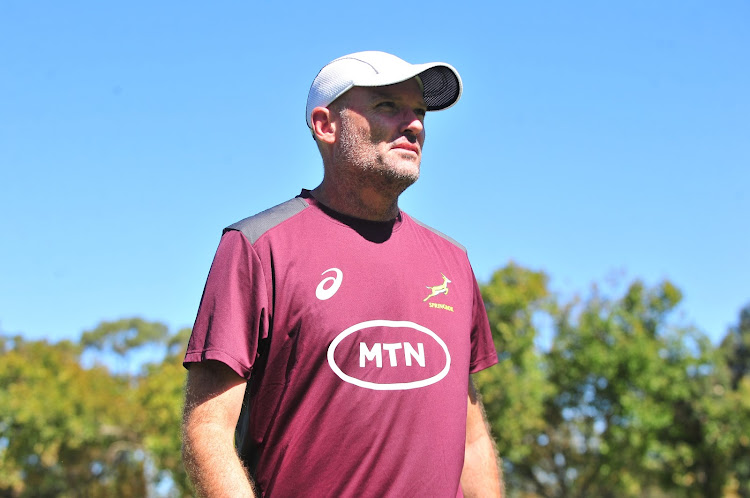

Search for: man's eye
xmin=377 ymin=102 xmax=396 ymax=110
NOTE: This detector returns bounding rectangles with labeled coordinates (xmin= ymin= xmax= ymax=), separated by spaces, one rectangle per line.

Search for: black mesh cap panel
xmin=419 ymin=66 xmax=460 ymax=110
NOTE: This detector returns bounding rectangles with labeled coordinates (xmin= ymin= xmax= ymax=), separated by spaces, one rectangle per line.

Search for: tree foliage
xmin=0 ymin=321 xmax=191 ymax=497
xmin=478 ymin=268 xmax=750 ymax=497
xmin=475 ymin=263 xmax=553 ymax=466
xmin=720 ymin=304 xmax=750 ymax=497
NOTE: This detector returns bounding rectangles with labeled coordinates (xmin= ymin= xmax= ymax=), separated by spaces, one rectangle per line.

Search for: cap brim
xmin=352 ymin=62 xmax=462 ymax=112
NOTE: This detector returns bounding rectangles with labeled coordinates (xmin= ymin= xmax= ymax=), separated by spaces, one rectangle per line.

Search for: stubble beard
xmin=335 ymin=113 xmax=420 ymax=198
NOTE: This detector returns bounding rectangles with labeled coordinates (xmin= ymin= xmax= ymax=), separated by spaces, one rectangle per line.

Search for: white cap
xmin=306 ymin=51 xmax=463 ymax=129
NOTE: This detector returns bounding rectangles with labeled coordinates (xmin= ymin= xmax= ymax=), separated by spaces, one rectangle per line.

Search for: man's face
xmin=331 ymin=79 xmax=427 ymax=189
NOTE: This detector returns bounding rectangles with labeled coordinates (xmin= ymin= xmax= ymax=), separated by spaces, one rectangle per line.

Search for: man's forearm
xmin=181 ymin=362 xmax=255 ymax=498
xmin=183 ymin=420 xmax=256 ymax=497
xmin=461 ymin=432 xmax=504 ymax=498
xmin=462 ymin=378 xmax=504 ymax=497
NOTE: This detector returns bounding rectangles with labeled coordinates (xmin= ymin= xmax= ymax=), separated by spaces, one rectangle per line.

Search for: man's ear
xmin=311 ymin=107 xmax=337 ymax=144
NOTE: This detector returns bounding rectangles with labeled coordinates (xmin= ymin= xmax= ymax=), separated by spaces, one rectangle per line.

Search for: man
xmin=182 ymin=51 xmax=503 ymax=497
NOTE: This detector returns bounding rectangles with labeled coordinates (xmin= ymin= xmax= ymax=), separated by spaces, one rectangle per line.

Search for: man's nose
xmin=401 ymin=110 xmax=424 ymax=137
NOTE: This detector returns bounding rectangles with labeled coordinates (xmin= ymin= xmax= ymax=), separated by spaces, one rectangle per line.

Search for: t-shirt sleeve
xmin=468 ymin=269 xmax=498 ymax=374
xmin=183 ymin=230 xmax=269 ymax=379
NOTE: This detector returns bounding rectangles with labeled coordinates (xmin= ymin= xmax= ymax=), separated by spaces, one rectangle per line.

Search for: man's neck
xmin=311 ymin=183 xmax=401 ymax=222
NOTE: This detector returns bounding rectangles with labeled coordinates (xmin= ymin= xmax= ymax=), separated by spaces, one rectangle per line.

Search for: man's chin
xmin=391 ymin=159 xmax=420 ymax=179
xmin=386 ymin=160 xmax=419 ymax=180
xmin=384 ymin=168 xmax=419 ymax=194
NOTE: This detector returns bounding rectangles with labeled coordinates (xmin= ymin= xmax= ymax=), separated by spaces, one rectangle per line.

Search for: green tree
xmin=543 ymin=280 xmax=739 ymax=496
xmin=475 ymin=263 xmax=554 ymax=486
xmin=81 ymin=318 xmax=191 ymax=495
xmin=721 ymin=304 xmax=750 ymax=390
xmin=720 ymin=303 xmax=750 ymax=497
xmin=479 ymin=270 xmax=745 ymax=497
xmin=0 ymin=320 xmax=192 ymax=497
xmin=81 ymin=318 xmax=170 ymax=375
xmin=0 ymin=336 xmax=145 ymax=497
xmin=132 ymin=327 xmax=192 ymax=495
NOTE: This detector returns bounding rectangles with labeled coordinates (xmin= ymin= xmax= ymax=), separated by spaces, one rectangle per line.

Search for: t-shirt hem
xmin=469 ymin=351 xmax=499 ymax=374
xmin=183 ymin=349 xmax=253 ymax=379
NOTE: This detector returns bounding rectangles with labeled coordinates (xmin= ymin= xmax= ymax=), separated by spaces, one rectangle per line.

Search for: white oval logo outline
xmin=316 ymin=268 xmax=342 ymax=301
xmin=327 ymin=319 xmax=451 ymax=391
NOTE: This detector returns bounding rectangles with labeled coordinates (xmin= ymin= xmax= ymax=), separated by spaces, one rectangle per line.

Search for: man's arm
xmin=461 ymin=376 xmax=504 ymax=498
xmin=182 ymin=360 xmax=255 ymax=497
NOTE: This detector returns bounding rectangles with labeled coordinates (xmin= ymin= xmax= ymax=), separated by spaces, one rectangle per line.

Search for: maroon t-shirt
xmin=185 ymin=192 xmax=498 ymax=497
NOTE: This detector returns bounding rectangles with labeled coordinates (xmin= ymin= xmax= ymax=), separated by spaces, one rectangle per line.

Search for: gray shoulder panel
xmin=224 ymin=197 xmax=309 ymax=244
xmin=409 ymin=215 xmax=467 ymax=253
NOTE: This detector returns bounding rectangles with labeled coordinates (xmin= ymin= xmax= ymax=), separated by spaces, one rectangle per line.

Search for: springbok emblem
xmin=424 ymin=273 xmax=451 ymax=302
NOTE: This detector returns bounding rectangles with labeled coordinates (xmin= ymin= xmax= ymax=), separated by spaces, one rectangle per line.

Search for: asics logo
xmin=316 ymin=268 xmax=343 ymax=300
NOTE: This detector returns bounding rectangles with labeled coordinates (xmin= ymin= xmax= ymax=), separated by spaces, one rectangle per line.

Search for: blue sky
xmin=1 ymin=1 xmax=748 ymax=345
